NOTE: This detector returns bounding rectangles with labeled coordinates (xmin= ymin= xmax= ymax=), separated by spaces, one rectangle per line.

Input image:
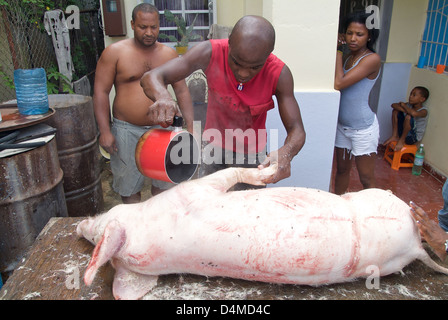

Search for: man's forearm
xmin=283 ymin=129 xmax=306 ymax=161
xmin=140 ymin=70 xmax=172 ymax=102
xmin=93 ymin=94 xmax=112 ymax=134
xmin=173 ymin=81 xmax=194 ymax=132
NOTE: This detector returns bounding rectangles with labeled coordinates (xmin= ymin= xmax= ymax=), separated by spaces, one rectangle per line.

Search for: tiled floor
xmin=330 ymin=146 xmax=446 ymax=223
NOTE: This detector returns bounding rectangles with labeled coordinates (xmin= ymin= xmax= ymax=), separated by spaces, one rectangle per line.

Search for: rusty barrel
xmin=0 ymin=137 xmax=68 ymax=274
xmin=45 ymin=94 xmax=104 ymax=217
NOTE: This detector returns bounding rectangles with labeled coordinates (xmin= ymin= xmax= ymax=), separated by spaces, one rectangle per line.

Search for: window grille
xmin=143 ymin=0 xmax=215 ymax=46
xmin=420 ymin=0 xmax=448 ymax=71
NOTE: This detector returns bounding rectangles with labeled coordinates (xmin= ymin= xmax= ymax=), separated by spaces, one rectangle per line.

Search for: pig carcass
xmin=77 ymin=166 xmax=448 ymax=300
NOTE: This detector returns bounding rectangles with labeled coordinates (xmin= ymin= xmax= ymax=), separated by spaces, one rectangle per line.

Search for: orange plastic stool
xmin=383 ymin=141 xmax=417 ymax=171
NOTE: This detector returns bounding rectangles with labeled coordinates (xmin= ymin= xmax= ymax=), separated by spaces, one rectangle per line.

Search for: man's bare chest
xmin=116 ymin=55 xmax=157 ymax=83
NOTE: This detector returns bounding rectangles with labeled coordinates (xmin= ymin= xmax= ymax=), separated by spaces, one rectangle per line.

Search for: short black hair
xmin=343 ymin=11 xmax=380 ymax=52
xmin=414 ymin=86 xmax=430 ymax=100
xmin=132 ymin=3 xmax=159 ymax=21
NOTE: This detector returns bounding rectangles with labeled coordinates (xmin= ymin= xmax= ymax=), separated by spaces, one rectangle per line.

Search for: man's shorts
xmin=110 ymin=118 xmax=173 ymax=197
xmin=335 ymin=116 xmax=379 ymax=157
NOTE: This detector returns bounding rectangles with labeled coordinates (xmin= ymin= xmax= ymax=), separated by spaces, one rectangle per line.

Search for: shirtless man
xmin=94 ymin=3 xmax=193 ymax=203
xmin=140 ymin=16 xmax=306 ymax=187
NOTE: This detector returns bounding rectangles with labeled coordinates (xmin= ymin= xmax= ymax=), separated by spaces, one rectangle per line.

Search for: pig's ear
xmin=84 ymin=220 xmax=126 ymax=286
xmin=112 ymin=262 xmax=158 ymax=300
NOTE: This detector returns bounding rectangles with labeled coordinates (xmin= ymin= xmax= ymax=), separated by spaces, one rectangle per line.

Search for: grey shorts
xmin=110 ymin=118 xmax=173 ymax=197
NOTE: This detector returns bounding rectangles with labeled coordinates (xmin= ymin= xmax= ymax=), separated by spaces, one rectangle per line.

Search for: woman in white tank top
xmin=333 ymin=11 xmax=381 ymax=195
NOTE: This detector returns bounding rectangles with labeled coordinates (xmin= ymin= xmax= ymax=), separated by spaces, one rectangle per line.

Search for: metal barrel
xmin=0 ymin=137 xmax=68 ymax=274
xmin=45 ymin=94 xmax=104 ymax=217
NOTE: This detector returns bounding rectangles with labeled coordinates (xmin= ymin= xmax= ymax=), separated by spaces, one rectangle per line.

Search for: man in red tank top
xmin=141 ymin=15 xmax=306 ymax=188
xmin=204 ymin=39 xmax=284 ymax=154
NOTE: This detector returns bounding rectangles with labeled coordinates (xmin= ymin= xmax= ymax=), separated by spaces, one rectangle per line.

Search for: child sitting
xmin=384 ymin=86 xmax=429 ymax=151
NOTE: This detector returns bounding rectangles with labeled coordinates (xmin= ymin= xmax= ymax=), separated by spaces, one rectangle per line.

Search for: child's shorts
xmin=397 ymin=111 xmax=418 ymax=145
xmin=335 ymin=116 xmax=379 ymax=157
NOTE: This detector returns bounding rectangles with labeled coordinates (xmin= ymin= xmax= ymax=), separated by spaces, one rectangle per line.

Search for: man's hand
xmin=410 ymin=201 xmax=448 ymax=261
xmin=258 ymin=149 xmax=291 ymax=184
xmin=147 ymin=99 xmax=182 ymax=128
xmin=99 ymin=131 xmax=117 ymax=155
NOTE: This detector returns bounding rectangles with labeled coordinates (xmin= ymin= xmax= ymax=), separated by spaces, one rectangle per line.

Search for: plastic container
xmin=13 ymin=68 xmax=49 ymax=115
xmin=417 ymin=56 xmax=427 ymax=68
xmin=412 ymin=144 xmax=425 ymax=176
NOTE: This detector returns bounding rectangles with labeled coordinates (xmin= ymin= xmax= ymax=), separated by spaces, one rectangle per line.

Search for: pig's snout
xmin=77 ymin=218 xmax=95 ymax=242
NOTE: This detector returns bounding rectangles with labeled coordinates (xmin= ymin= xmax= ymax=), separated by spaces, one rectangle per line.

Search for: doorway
xmin=338 ymin=0 xmax=393 ymax=113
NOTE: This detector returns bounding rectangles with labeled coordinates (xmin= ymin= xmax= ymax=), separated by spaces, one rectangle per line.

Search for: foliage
xmin=0 ymin=0 xmax=96 ymax=92
xmin=0 ymin=0 xmax=56 ymax=32
xmin=158 ymin=9 xmax=202 ymax=47
xmin=0 ymin=65 xmax=15 ymax=90
xmin=0 ymin=64 xmax=74 ymax=94
xmin=46 ymin=65 xmax=74 ymax=94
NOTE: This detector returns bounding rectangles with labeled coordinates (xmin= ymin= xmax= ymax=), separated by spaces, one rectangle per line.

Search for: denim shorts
xmin=335 ymin=115 xmax=379 ymax=157
xmin=397 ymin=111 xmax=418 ymax=145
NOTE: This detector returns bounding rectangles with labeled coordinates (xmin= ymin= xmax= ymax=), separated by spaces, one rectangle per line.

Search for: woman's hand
xmin=337 ymin=33 xmax=346 ymax=50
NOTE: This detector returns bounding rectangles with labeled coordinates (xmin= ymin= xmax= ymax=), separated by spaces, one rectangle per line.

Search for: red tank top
xmin=204 ymin=39 xmax=285 ymax=153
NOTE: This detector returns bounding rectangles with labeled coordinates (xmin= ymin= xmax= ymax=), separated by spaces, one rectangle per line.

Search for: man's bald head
xmin=229 ymin=16 xmax=276 ymax=62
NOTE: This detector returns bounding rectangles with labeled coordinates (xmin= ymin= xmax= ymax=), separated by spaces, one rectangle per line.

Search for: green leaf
xmin=47 ymin=81 xmax=58 ymax=94
xmin=159 ymin=33 xmax=178 ymax=42
xmin=164 ymin=9 xmax=175 ymax=22
xmin=186 ymin=14 xmax=199 ymax=36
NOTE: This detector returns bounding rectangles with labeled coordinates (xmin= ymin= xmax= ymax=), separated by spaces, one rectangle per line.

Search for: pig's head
xmin=77 ymin=218 xmax=97 ymax=245
xmin=77 ymin=217 xmax=127 ymax=287
xmin=77 ymin=204 xmax=129 ymax=245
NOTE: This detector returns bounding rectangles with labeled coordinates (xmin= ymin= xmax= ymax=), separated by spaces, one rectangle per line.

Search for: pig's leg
xmin=84 ymin=220 xmax=126 ymax=286
xmin=193 ymin=165 xmax=277 ymax=193
xmin=111 ymin=260 xmax=158 ymax=300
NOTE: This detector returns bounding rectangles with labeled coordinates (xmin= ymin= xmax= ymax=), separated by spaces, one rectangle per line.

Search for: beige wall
xmin=386 ymin=0 xmax=428 ymax=63
xmin=266 ymin=0 xmax=341 ymax=91
xmin=218 ymin=0 xmax=340 ymax=91
xmin=408 ymin=67 xmax=448 ymax=176
xmin=216 ymin=0 xmax=262 ymax=26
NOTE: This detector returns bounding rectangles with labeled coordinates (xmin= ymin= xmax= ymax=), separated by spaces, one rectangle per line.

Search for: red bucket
xmin=135 ymin=126 xmax=199 ymax=184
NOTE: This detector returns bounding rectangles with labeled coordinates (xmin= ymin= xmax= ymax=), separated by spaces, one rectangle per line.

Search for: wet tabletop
xmin=1 ymin=217 xmax=447 ymax=300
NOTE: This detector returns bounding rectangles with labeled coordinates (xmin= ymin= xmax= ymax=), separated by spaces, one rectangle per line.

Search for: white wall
xmin=267 ymin=92 xmax=340 ymax=190
xmin=265 ymin=0 xmax=341 ymax=191
xmin=376 ymin=63 xmax=413 ymax=144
